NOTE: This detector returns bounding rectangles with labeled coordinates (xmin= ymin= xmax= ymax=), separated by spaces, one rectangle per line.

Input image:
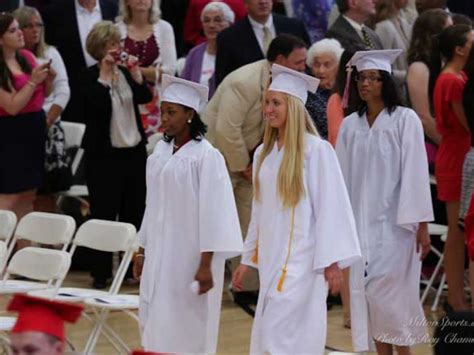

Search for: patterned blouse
xmin=306 ymin=89 xmax=330 ymax=140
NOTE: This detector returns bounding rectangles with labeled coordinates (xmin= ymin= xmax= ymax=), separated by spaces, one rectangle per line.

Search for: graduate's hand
xmin=232 ymin=264 xmax=249 ymax=291
xmin=195 ymin=265 xmax=214 ymax=295
xmin=133 ymin=255 xmax=144 ymax=281
xmin=241 ymin=165 xmax=253 ymax=182
xmin=416 ymin=222 xmax=431 ymax=261
xmin=324 ymin=262 xmax=343 ymax=295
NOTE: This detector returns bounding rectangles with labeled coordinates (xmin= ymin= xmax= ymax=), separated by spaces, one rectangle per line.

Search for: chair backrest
xmin=62 ymin=121 xmax=85 ymax=148
xmin=15 ymin=212 xmax=76 ymax=248
xmin=0 ymin=210 xmax=17 ymax=241
xmin=62 ymin=121 xmax=86 ymax=175
xmin=7 ymin=247 xmax=71 ymax=281
xmin=73 ymin=220 xmax=136 ymax=252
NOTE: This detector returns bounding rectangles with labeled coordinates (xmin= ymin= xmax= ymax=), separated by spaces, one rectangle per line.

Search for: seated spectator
xmin=181 ymin=2 xmax=234 ymax=98
xmin=416 ymin=0 xmax=447 ymax=13
xmin=82 ymin=21 xmax=152 ymax=289
xmin=452 ymin=13 xmax=473 ymax=27
xmin=406 ymin=9 xmax=452 ymax=170
xmin=8 ymin=294 xmax=83 ymax=355
xmin=292 ymin=0 xmax=332 ymax=43
xmin=374 ymin=0 xmax=413 ymax=84
xmin=215 ymin=0 xmax=310 ymax=86
xmin=305 ymin=38 xmax=344 ymax=139
xmin=183 ymin=0 xmax=246 ymax=49
xmin=326 ymin=0 xmax=383 ymax=51
xmin=116 ymin=0 xmax=176 ymax=136
xmin=14 ymin=6 xmax=72 ymax=212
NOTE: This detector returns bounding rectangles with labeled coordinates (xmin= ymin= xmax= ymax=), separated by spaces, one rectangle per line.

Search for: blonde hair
xmin=254 ymin=93 xmax=318 ymax=209
xmin=13 ymin=6 xmax=47 ymax=58
xmin=86 ymin=21 xmax=121 ymax=61
xmin=119 ymin=0 xmax=161 ymax=25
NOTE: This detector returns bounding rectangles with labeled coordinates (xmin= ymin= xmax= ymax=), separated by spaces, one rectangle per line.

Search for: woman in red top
xmin=0 ymin=13 xmax=53 ymax=223
xmin=433 ymin=24 xmax=473 ymax=311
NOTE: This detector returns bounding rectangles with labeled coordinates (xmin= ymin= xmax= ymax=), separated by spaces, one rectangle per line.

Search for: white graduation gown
xmin=241 ymin=134 xmax=361 ymax=355
xmin=138 ymin=139 xmax=243 ymax=354
xmin=335 ymin=107 xmax=434 ymax=352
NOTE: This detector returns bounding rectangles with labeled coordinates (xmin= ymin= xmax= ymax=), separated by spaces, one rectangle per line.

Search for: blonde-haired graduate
xmin=232 ymin=64 xmax=361 ymax=354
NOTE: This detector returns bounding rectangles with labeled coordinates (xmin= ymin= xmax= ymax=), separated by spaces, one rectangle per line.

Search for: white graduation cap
xmin=347 ymin=49 xmax=403 ymax=73
xmin=161 ymin=75 xmax=209 ymax=113
xmin=268 ymin=64 xmax=320 ymax=104
xmin=342 ymin=49 xmax=402 ymax=108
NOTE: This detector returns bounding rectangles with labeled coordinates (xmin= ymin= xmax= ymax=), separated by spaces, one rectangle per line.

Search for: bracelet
xmin=26 ymin=80 xmax=36 ymax=88
xmin=135 ymin=254 xmax=145 ymax=259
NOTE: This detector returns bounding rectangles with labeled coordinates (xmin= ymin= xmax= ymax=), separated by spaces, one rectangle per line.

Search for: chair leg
xmin=421 ymin=252 xmax=444 ymax=304
xmin=83 ymin=308 xmax=109 ymax=354
xmin=432 ymin=273 xmax=446 ymax=312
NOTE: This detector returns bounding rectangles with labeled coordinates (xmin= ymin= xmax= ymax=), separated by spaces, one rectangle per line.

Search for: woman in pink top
xmin=0 ymin=13 xmax=54 ymax=223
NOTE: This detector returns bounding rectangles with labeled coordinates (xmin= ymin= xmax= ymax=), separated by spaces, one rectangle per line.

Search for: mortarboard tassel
xmin=277 ymin=207 xmax=296 ymax=292
xmin=251 ymin=241 xmax=259 ymax=264
xmin=341 ymin=66 xmax=353 ymax=109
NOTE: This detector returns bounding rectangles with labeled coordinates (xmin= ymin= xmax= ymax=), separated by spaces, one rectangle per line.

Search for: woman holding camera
xmin=83 ymin=21 xmax=152 ymax=289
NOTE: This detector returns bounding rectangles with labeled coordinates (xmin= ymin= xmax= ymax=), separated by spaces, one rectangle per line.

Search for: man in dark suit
xmin=215 ymin=0 xmax=310 ymax=86
xmin=326 ymin=0 xmax=382 ymax=52
xmin=0 ymin=0 xmax=51 ymax=12
xmin=42 ymin=0 xmax=117 ymax=123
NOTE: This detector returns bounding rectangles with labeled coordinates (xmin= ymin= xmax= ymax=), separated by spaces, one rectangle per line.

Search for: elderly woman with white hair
xmin=116 ymin=0 xmax=177 ymax=135
xmin=305 ymin=38 xmax=344 ymax=139
xmin=181 ymin=1 xmax=235 ymax=98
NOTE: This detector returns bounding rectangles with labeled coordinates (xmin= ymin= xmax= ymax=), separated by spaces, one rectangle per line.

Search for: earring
xmin=187 ymin=119 xmax=192 ymax=124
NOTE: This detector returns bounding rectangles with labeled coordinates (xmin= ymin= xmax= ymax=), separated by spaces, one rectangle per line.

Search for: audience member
xmin=183 ymin=0 xmax=246 ymax=49
xmin=407 ymin=9 xmax=452 ymax=170
xmin=181 ymin=2 xmax=235 ymax=98
xmin=42 ymin=0 xmax=118 ymax=123
xmin=8 ymin=294 xmax=83 ymax=355
xmin=215 ymin=0 xmax=310 ymax=86
xmin=0 ymin=13 xmax=54 ymax=224
xmin=82 ymin=21 xmax=152 ymax=289
xmin=203 ymin=34 xmax=307 ymax=303
xmin=451 ymin=13 xmax=473 ymax=27
xmin=14 ymin=6 xmax=72 ymax=212
xmin=433 ymin=24 xmax=473 ymax=312
xmin=305 ymin=38 xmax=344 ymax=139
xmin=116 ymin=0 xmax=177 ymax=136
xmin=415 ymin=0 xmax=446 ymax=13
xmin=326 ymin=0 xmax=383 ymax=51
xmin=292 ymin=0 xmax=332 ymax=43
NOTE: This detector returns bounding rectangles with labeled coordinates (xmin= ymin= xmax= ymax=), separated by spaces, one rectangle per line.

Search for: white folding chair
xmin=58 ymin=122 xmax=89 ymax=199
xmin=29 ymin=219 xmax=137 ymax=353
xmin=0 ymin=212 xmax=75 ymax=294
xmin=420 ymin=223 xmax=448 ymax=311
xmin=0 ymin=210 xmax=17 ymax=270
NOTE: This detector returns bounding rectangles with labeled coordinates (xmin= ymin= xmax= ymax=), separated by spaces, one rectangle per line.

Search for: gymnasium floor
xmin=1 ymin=270 xmax=443 ymax=354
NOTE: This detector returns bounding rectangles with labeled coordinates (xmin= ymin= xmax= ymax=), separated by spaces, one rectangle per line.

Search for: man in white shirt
xmin=326 ymin=0 xmax=383 ymax=52
xmin=43 ymin=0 xmax=117 ymax=123
xmin=215 ymin=0 xmax=310 ymax=86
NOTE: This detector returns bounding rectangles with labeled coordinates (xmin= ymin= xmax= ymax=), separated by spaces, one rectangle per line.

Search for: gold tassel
xmin=251 ymin=246 xmax=258 ymax=264
xmin=277 ymin=267 xmax=287 ymax=292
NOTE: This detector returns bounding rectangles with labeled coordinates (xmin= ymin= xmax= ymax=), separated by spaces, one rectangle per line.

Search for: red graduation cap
xmin=7 ymin=294 xmax=84 ymax=341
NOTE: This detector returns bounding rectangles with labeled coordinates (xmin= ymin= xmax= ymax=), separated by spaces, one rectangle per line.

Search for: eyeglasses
xmin=22 ymin=23 xmax=44 ymax=30
xmin=354 ymin=74 xmax=383 ymax=84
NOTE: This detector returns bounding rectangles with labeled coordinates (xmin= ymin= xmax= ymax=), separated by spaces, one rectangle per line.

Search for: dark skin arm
xmin=195 ymin=252 xmax=214 ymax=295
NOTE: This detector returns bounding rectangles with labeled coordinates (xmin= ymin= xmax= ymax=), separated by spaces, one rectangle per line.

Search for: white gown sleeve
xmin=241 ymin=146 xmax=263 ymax=268
xmin=137 ymin=205 xmax=149 ymax=248
xmin=309 ymin=139 xmax=361 ymax=273
xmin=335 ymin=120 xmax=351 ymax=189
xmin=198 ymin=147 xmax=243 ymax=259
xmin=396 ymin=109 xmax=434 ymax=231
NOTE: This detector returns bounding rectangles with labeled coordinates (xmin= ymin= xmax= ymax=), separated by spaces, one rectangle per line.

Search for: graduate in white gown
xmin=335 ymin=50 xmax=434 ymax=355
xmin=232 ymin=64 xmax=361 ymax=355
xmin=133 ymin=75 xmax=243 ymax=353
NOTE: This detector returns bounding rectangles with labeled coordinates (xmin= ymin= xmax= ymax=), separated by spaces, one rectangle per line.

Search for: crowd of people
xmin=0 ymin=0 xmax=474 ymax=354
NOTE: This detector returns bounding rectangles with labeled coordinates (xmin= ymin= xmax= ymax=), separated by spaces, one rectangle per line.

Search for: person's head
xmin=255 ymin=65 xmax=318 ymax=209
xmin=407 ymin=8 xmax=452 ymax=65
xmin=0 ymin=13 xmax=24 ymax=52
xmin=373 ymin=0 xmax=408 ymax=24
xmin=13 ymin=6 xmax=47 ymax=58
xmin=201 ymin=2 xmax=235 ymax=42
xmin=267 ymin=34 xmax=307 ymax=72
xmin=336 ymin=0 xmax=376 ymax=23
xmin=415 ymin=0 xmax=446 ymax=14
xmin=160 ymin=75 xmax=208 ymax=142
xmin=10 ymin=331 xmax=63 ymax=355
xmin=438 ymin=24 xmax=474 ymax=66
xmin=119 ymin=0 xmax=160 ymax=25
xmin=86 ymin=21 xmax=121 ymax=62
xmin=306 ymin=38 xmax=343 ymax=90
xmin=244 ymin=0 xmax=272 ymax=24
xmin=434 ymin=311 xmax=474 ymax=355
xmin=452 ymin=13 xmax=473 ymax=27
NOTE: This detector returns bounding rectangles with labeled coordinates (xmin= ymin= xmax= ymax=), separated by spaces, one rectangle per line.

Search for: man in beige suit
xmin=203 ymin=34 xmax=307 ymax=301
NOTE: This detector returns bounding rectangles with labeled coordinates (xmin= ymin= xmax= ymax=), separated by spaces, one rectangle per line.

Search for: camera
xmin=111 ymin=50 xmax=129 ymax=63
